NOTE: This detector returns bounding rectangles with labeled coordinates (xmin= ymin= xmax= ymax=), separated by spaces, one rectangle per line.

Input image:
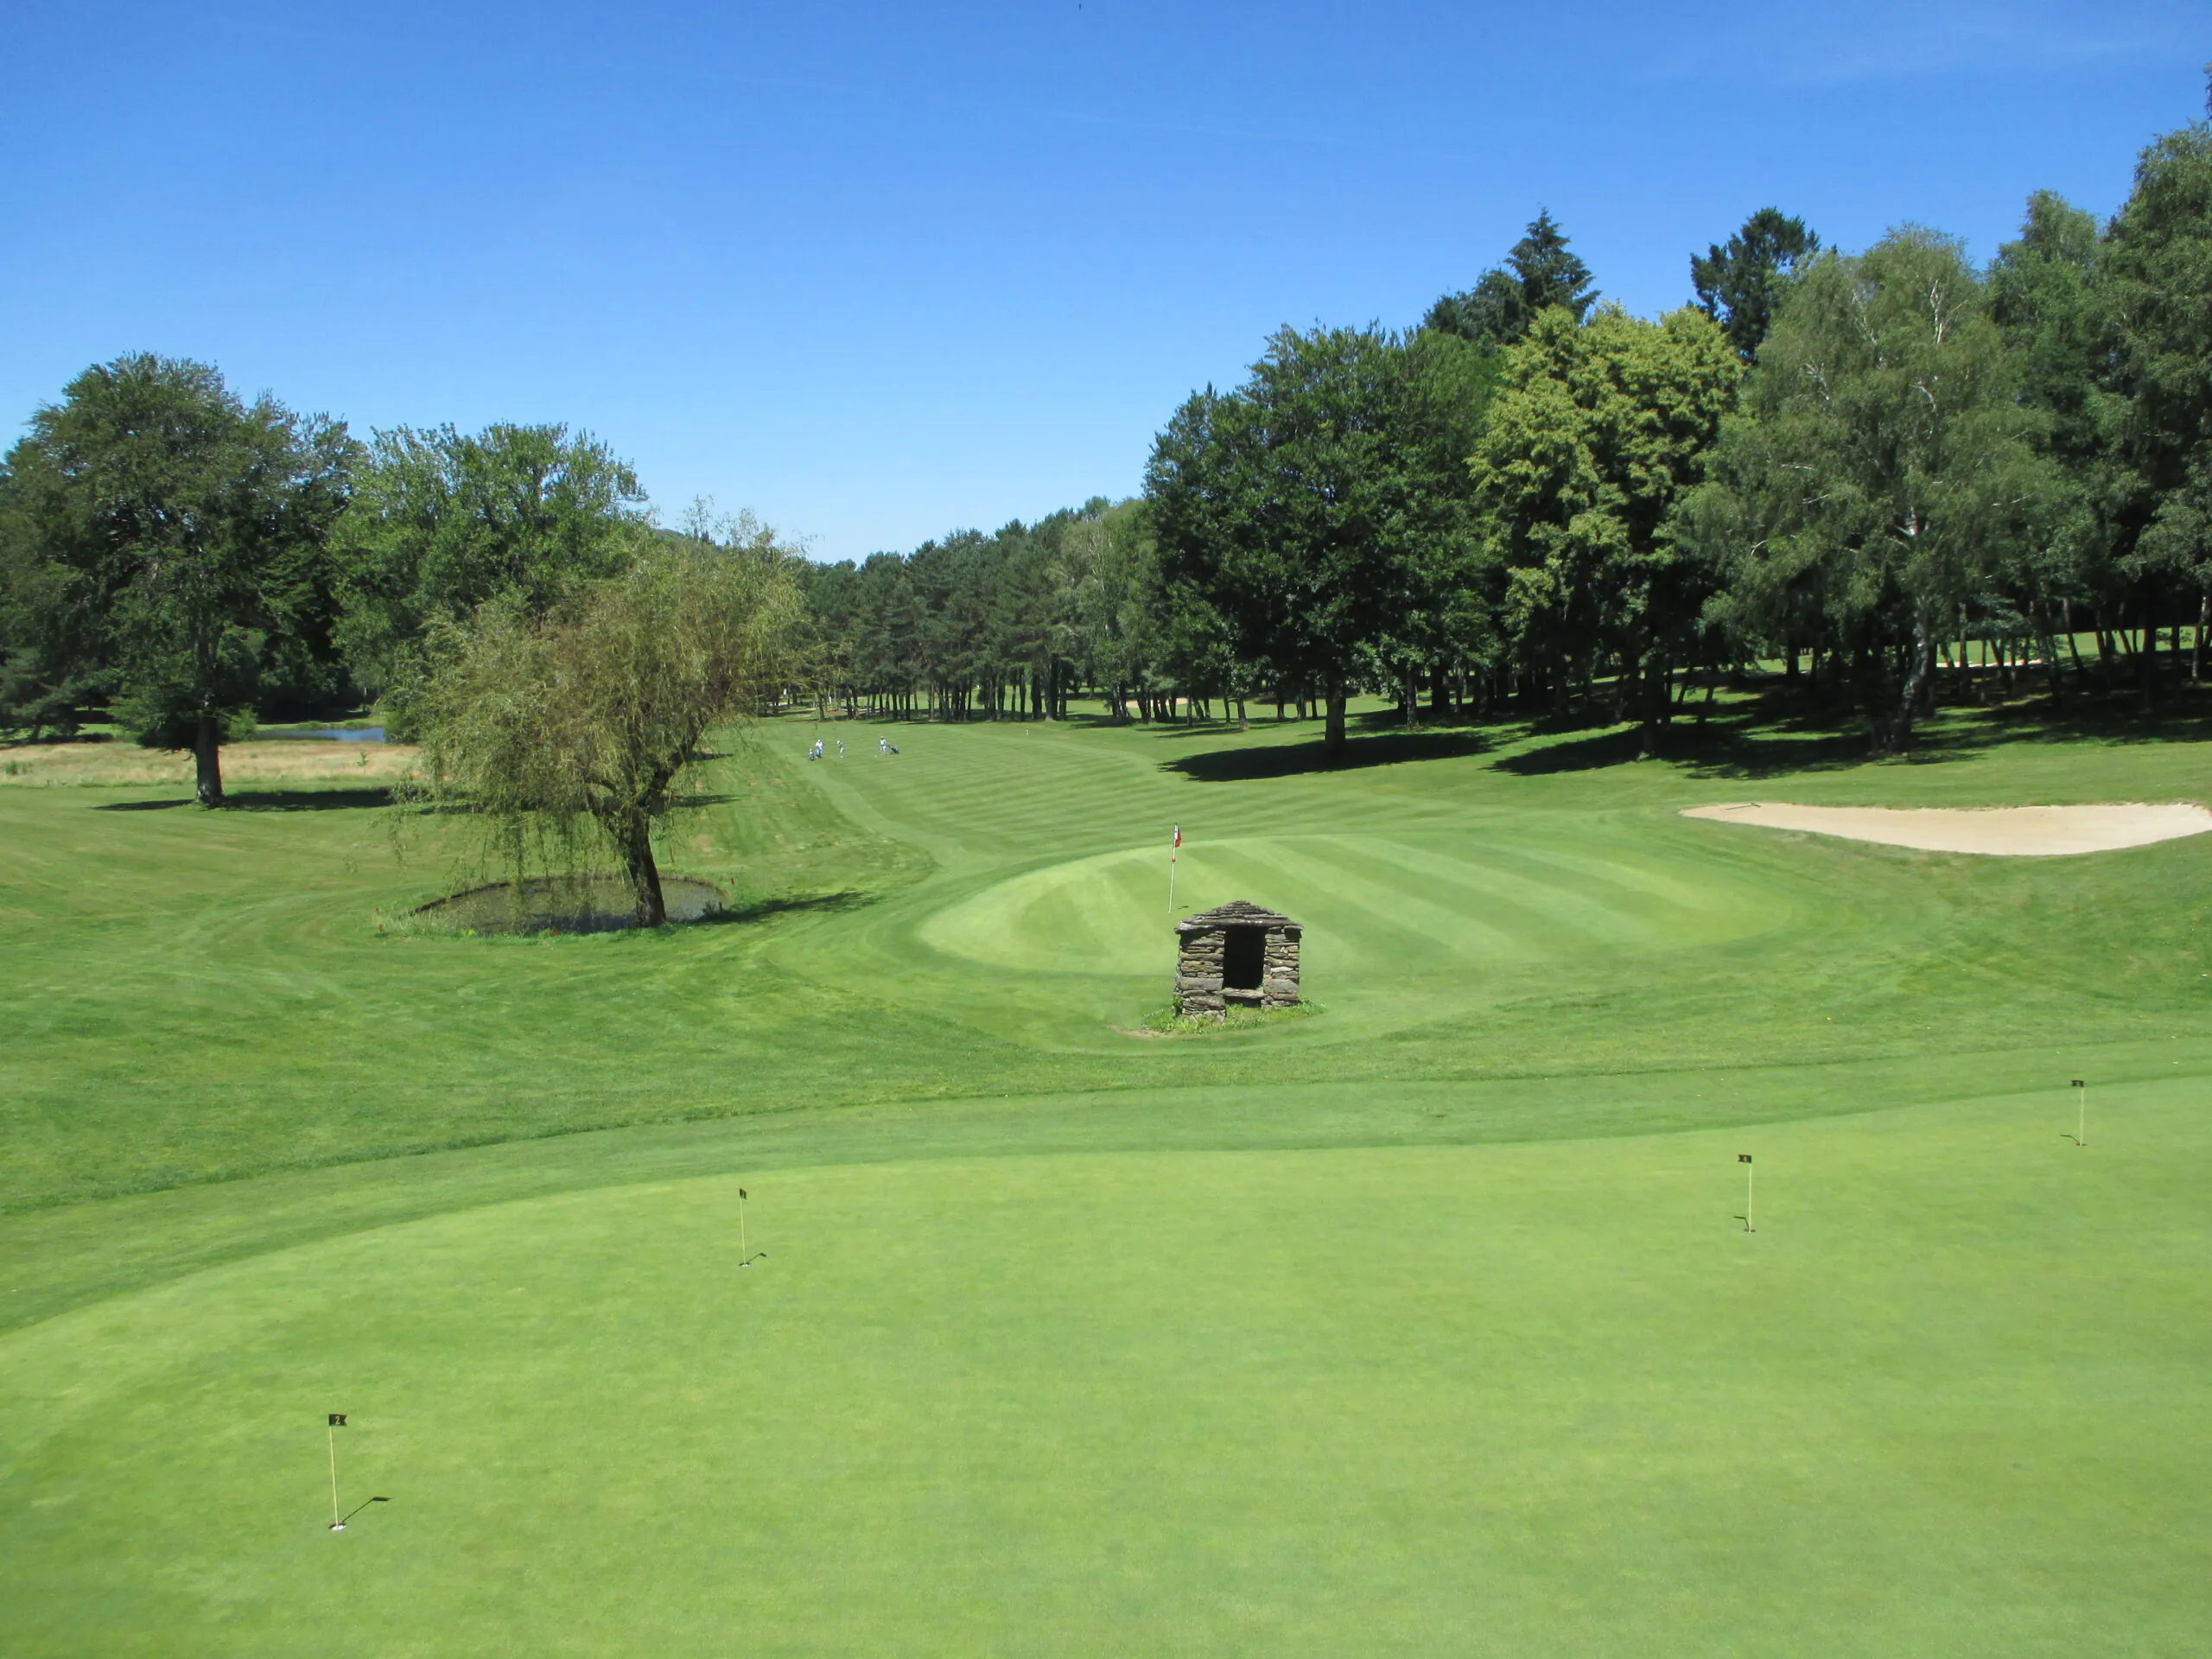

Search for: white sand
xmin=1681 ymin=801 xmax=2212 ymax=856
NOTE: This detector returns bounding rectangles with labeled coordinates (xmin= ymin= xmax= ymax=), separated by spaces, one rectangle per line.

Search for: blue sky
xmin=3 ymin=2 xmax=2203 ymax=561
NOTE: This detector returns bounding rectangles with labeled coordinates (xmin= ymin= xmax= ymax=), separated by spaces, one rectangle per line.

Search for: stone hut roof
xmin=1176 ymin=898 xmax=1298 ymax=933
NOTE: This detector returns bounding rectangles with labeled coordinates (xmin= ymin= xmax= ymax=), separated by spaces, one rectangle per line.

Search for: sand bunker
xmin=1682 ymin=801 xmax=2212 ymax=856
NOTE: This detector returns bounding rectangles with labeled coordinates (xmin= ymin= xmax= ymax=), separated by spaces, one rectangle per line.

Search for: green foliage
xmin=2102 ymin=111 xmax=2212 ymax=602
xmin=1683 ymin=232 xmax=2052 ymax=750
xmin=1424 ymin=209 xmax=1598 ymax=351
xmin=333 ymin=423 xmax=649 ymax=735
xmin=1147 ymin=325 xmax=1481 ymax=749
xmin=404 ymin=528 xmax=807 ymax=925
xmin=1474 ymin=304 xmax=1741 ymax=747
xmin=0 ymin=354 xmax=354 ymax=799
xmin=1690 ymin=206 xmax=1821 ymax=361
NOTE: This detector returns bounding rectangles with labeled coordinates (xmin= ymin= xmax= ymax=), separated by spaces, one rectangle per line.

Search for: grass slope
xmin=3 ymin=697 xmax=2211 ymax=1653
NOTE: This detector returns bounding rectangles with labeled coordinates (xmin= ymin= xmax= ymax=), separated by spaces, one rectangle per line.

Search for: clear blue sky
xmin=3 ymin=2 xmax=2203 ymax=561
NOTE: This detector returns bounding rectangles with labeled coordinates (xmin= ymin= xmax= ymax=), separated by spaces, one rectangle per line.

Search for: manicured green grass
xmin=3 ymin=696 xmax=2211 ymax=1653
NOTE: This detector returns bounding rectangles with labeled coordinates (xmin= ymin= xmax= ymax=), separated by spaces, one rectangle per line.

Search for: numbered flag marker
xmin=1738 ymin=1154 xmax=1755 ymax=1232
xmin=737 ymin=1187 xmax=761 ymax=1266
xmin=2070 ymin=1078 xmax=2087 ymax=1147
xmin=326 ymin=1413 xmax=348 ymax=1529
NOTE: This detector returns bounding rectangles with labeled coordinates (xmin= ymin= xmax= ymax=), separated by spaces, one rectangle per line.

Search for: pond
xmin=412 ymin=874 xmax=725 ymax=935
xmin=268 ymin=727 xmax=385 ymax=742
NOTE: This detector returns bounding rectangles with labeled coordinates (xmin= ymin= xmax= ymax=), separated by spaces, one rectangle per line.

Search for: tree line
xmin=807 ymin=88 xmax=2212 ymax=756
xmin=5 ymin=77 xmax=2211 ymax=801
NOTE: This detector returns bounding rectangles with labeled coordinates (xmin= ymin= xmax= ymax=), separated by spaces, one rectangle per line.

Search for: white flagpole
xmin=1167 ymin=827 xmax=1179 ymax=914
xmin=327 ymin=1417 xmax=343 ymax=1529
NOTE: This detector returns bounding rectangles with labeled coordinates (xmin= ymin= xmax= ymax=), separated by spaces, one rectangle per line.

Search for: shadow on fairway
xmin=1494 ymin=710 xmax=1979 ymax=779
xmin=227 ymin=788 xmax=398 ymax=812
xmin=1958 ymin=692 xmax=2212 ymax=748
xmin=694 ymin=888 xmax=876 ymax=926
xmin=97 ymin=788 xmax=398 ymax=813
xmin=1167 ymin=727 xmax=1493 ymax=782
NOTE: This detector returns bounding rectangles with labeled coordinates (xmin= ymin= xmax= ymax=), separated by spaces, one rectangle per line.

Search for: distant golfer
xmin=808 ymin=740 xmax=823 ymax=761
xmin=878 ymin=737 xmax=889 ymax=753
xmin=836 ymin=740 xmax=845 ymax=757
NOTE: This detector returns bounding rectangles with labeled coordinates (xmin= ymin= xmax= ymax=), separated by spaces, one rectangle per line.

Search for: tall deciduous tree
xmin=333 ymin=423 xmax=648 ymax=734
xmin=1987 ymin=189 xmax=2124 ymax=693
xmin=406 ymin=526 xmax=806 ymax=925
xmin=2101 ymin=92 xmax=2212 ymax=686
xmin=1691 ymin=207 xmax=1821 ymax=362
xmin=0 ymin=354 xmax=353 ymax=802
xmin=1473 ymin=304 xmax=1741 ymax=752
xmin=1681 ymin=230 xmax=2051 ymax=752
xmin=1146 ymin=325 xmax=1474 ymax=754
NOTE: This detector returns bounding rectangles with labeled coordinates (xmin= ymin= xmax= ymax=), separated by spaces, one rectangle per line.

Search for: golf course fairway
xmin=3 ymin=702 xmax=2209 ymax=1654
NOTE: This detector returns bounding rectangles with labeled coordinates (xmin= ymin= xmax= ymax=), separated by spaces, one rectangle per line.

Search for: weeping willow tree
xmin=406 ymin=524 xmax=807 ymax=925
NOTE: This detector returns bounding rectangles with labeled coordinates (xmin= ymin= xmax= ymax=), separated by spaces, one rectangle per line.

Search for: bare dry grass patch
xmin=0 ymin=739 xmax=417 ymax=790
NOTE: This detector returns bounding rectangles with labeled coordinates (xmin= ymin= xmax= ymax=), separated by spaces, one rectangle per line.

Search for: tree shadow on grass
xmin=1955 ymin=691 xmax=2212 ymax=748
xmin=1493 ymin=707 xmax=1983 ymax=779
xmin=96 ymin=787 xmax=397 ymax=812
xmin=693 ymin=888 xmax=876 ymax=926
xmin=1167 ymin=727 xmax=1494 ymax=782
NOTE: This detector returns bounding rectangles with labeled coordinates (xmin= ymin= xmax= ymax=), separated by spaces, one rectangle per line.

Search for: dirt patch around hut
xmin=1682 ymin=801 xmax=2212 ymax=856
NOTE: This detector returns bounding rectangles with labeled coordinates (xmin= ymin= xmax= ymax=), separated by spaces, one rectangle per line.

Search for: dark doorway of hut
xmin=1223 ymin=928 xmax=1264 ymax=995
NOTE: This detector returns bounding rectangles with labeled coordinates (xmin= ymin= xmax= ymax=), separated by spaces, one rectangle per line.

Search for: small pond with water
xmin=413 ymin=874 xmax=725 ymax=934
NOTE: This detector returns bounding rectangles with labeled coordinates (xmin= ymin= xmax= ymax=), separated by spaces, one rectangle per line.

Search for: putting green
xmin=920 ymin=829 xmax=1796 ymax=979
xmin=4 ymin=1076 xmax=2207 ymax=1656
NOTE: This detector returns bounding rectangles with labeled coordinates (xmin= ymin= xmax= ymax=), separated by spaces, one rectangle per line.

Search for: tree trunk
xmin=1886 ymin=608 xmax=1936 ymax=753
xmin=613 ymin=811 xmax=667 ymax=927
xmin=1324 ymin=679 xmax=1347 ymax=756
xmin=2140 ymin=593 xmax=2160 ymax=706
xmin=194 ymin=711 xmax=224 ymax=807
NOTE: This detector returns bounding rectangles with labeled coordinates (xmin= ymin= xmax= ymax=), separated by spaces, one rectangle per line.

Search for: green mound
xmin=921 ymin=829 xmax=1796 ymax=979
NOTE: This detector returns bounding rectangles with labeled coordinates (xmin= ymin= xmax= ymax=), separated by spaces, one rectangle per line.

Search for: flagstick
xmin=1746 ymin=1161 xmax=1755 ymax=1233
xmin=2074 ymin=1078 xmax=2087 ymax=1147
xmin=1167 ymin=830 xmax=1179 ymax=914
xmin=327 ymin=1421 xmax=342 ymax=1530
xmin=739 ymin=1190 xmax=747 ymax=1261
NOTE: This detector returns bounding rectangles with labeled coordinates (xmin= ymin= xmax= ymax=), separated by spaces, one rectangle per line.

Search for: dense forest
xmin=5 ymin=86 xmax=2211 ymax=767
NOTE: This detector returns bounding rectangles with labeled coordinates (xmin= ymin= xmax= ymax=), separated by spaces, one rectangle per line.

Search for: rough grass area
xmin=4 ymin=694 xmax=2212 ymax=1654
xmin=0 ymin=735 xmax=416 ymax=789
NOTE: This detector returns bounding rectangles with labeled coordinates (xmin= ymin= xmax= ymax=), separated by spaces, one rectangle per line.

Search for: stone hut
xmin=1173 ymin=899 xmax=1301 ymax=1019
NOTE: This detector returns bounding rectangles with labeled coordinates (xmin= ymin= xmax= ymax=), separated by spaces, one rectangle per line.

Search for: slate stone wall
xmin=1174 ymin=925 xmax=1300 ymax=1019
